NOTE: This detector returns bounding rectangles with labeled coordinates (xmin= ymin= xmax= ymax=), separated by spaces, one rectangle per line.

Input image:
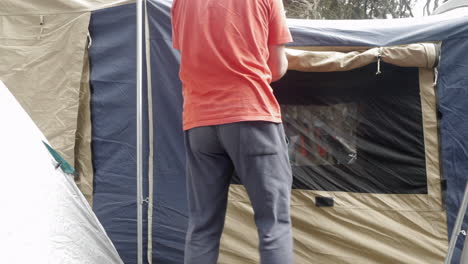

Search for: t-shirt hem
xmin=183 ymin=116 xmax=282 ymax=130
xmin=269 ymin=37 xmax=294 ymax=46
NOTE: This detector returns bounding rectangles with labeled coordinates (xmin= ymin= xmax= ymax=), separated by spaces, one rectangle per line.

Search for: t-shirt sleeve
xmin=268 ymin=0 xmax=293 ymax=45
xmin=171 ymin=0 xmax=180 ymax=50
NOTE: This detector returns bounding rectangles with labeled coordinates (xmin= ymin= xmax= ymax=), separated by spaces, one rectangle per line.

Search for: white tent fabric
xmin=0 ymin=81 xmax=123 ymax=264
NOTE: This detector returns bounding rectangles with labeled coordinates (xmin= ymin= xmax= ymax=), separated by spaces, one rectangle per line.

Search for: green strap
xmin=43 ymin=141 xmax=77 ymax=176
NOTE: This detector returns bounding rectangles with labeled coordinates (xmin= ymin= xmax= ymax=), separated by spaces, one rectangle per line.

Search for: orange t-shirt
xmin=171 ymin=0 xmax=293 ymax=130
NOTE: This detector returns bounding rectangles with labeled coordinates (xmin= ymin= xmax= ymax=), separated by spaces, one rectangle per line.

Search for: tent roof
xmin=288 ymin=11 xmax=468 ymax=47
xmin=434 ymin=0 xmax=468 ymax=14
xmin=0 ymin=0 xmax=132 ymax=15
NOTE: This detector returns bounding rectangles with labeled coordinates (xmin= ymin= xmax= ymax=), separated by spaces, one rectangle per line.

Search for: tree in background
xmin=284 ymin=0 xmax=449 ymax=19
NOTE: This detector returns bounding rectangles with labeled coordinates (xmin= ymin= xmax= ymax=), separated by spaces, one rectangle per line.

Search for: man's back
xmin=172 ymin=2 xmax=294 ymax=263
xmin=172 ymin=0 xmax=292 ymax=130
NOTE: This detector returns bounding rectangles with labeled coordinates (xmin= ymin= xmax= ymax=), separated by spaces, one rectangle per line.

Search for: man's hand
xmin=268 ymin=44 xmax=288 ymax=82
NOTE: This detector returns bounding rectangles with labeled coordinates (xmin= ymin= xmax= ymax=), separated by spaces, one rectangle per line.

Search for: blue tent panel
xmin=147 ymin=1 xmax=188 ymax=263
xmin=89 ymin=4 xmax=149 ymax=264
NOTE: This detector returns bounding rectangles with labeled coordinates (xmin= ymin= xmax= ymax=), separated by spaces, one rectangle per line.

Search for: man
xmin=171 ymin=0 xmax=293 ymax=263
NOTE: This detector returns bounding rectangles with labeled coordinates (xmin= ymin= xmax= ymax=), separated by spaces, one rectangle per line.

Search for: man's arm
xmin=268 ymin=44 xmax=288 ymax=82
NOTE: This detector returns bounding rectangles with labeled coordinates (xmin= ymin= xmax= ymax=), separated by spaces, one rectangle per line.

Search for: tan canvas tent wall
xmin=0 ymin=0 xmax=131 ymax=15
xmin=0 ymin=13 xmax=93 ymax=203
xmin=0 ymin=0 xmax=133 ymax=205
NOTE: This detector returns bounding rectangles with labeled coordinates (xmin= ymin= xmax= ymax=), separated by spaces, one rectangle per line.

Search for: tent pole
xmin=445 ymin=182 xmax=468 ymax=264
xmin=136 ymin=0 xmax=144 ymax=264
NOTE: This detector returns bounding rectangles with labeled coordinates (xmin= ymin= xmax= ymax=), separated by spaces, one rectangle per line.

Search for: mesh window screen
xmin=272 ymin=62 xmax=427 ymax=194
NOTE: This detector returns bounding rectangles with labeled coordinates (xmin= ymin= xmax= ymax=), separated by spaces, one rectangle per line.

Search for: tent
xmin=1 ymin=0 xmax=468 ymax=263
xmin=0 ymin=81 xmax=123 ymax=263
xmin=434 ymin=0 xmax=468 ymax=14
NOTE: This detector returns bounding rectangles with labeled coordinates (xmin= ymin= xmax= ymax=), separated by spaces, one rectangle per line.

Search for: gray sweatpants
xmin=184 ymin=121 xmax=293 ymax=264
